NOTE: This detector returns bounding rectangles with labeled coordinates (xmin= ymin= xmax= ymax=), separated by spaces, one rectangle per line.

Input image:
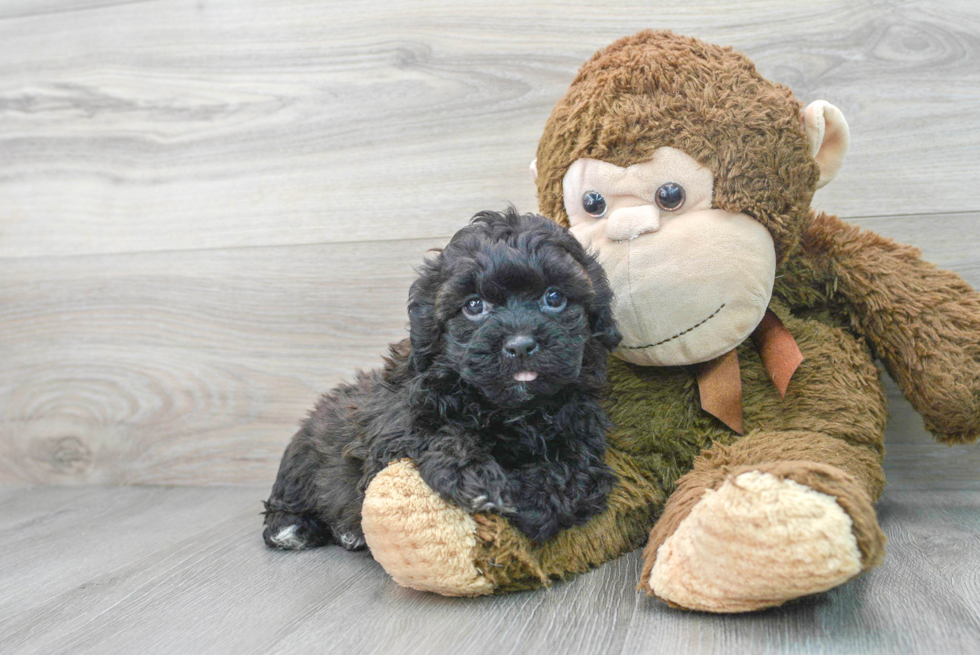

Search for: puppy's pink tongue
xmin=514 ymin=371 xmax=538 ymax=382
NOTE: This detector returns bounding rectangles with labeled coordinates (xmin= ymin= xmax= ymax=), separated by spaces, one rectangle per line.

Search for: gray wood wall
xmin=1 ymin=0 xmax=978 ymax=485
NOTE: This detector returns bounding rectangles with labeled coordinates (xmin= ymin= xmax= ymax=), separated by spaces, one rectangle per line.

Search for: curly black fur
xmin=262 ymin=208 xmax=621 ymax=549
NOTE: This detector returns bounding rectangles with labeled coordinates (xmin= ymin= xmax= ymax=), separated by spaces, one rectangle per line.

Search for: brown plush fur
xmin=782 ymin=212 xmax=980 ymax=444
xmin=467 ymin=30 xmax=980 ymax=596
xmin=471 ymin=296 xmax=894 ymax=593
xmin=535 ymin=30 xmax=819 ymax=263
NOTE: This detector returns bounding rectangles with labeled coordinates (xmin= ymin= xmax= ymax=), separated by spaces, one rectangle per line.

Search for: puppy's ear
xmin=577 ymin=255 xmax=621 ymax=389
xmin=591 ymin=303 xmax=621 ymax=352
xmin=585 ymin=259 xmax=622 ymax=352
xmin=542 ymin=216 xmax=621 ymax=353
xmin=407 ymin=261 xmax=443 ymax=373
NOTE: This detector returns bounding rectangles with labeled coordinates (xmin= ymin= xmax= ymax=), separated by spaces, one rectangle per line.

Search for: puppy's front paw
xmin=418 ymin=457 xmax=514 ymax=516
xmin=466 ymin=491 xmax=515 ymax=514
xmin=331 ymin=528 xmax=367 ymax=552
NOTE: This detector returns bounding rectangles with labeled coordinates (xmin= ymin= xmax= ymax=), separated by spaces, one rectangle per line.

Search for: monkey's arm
xmin=782 ymin=211 xmax=980 ymax=444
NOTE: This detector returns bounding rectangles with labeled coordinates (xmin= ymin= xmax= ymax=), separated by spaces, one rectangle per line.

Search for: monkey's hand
xmin=361 ymin=460 xmax=497 ymax=596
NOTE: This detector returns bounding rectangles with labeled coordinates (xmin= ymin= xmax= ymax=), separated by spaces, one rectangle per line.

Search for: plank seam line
xmin=2 ymin=208 xmax=978 ymax=264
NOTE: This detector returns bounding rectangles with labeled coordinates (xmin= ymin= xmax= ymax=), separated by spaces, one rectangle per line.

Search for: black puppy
xmin=262 ymin=208 xmax=621 ymax=549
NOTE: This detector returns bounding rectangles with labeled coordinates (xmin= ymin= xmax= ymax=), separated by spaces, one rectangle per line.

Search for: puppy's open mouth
xmin=513 ymin=371 xmax=538 ymax=382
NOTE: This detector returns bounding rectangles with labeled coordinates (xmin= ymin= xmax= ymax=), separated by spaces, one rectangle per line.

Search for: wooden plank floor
xmin=2 ymin=0 xmax=980 ymax=486
xmin=2 ymin=387 xmax=979 ymax=655
xmin=1 ymin=0 xmax=979 ymax=652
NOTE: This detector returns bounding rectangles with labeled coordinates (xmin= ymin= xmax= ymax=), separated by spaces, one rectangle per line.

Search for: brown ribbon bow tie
xmin=696 ymin=309 xmax=804 ymax=434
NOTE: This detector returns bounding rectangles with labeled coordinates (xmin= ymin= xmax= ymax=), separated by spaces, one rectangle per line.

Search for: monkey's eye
xmin=541 ymin=288 xmax=567 ymax=313
xmin=655 ymin=183 xmax=686 ymax=212
xmin=462 ymin=295 xmax=491 ymax=321
xmin=582 ymin=191 xmax=607 ymax=217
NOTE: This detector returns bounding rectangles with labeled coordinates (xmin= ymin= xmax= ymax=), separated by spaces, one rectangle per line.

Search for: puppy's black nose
xmin=503 ymin=335 xmax=538 ymax=358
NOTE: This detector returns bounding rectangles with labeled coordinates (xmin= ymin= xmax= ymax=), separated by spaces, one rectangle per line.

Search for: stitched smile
xmin=621 ymin=304 xmax=726 ymax=350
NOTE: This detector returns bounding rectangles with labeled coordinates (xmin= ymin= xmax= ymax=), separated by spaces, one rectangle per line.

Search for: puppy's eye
xmin=655 ymin=183 xmax=685 ymax=212
xmin=541 ymin=288 xmax=567 ymax=312
xmin=582 ymin=191 xmax=607 ymax=217
xmin=462 ymin=296 xmax=491 ymax=321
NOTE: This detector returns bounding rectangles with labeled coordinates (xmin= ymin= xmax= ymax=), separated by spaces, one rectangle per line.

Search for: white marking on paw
xmin=271 ymin=525 xmax=306 ymax=550
xmin=470 ymin=495 xmax=500 ymax=512
xmin=339 ymin=533 xmax=366 ymax=550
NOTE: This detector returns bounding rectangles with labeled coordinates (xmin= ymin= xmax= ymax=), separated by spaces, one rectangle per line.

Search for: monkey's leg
xmin=638 ymin=431 xmax=886 ymax=613
xmin=361 ymin=451 xmax=664 ymax=596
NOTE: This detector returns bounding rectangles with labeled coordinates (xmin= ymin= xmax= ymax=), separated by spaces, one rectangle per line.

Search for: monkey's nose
xmin=503 ymin=335 xmax=538 ymax=358
xmin=605 ymin=205 xmax=660 ymax=242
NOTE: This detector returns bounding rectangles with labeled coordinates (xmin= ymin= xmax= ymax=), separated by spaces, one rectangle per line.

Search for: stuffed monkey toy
xmin=358 ymin=31 xmax=980 ymax=612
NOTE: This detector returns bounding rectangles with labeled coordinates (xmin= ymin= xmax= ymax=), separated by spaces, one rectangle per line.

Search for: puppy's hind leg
xmin=265 ymin=368 xmax=392 ymax=552
xmin=263 ymin=510 xmax=331 ymax=551
xmin=263 ymin=435 xmax=333 ymax=551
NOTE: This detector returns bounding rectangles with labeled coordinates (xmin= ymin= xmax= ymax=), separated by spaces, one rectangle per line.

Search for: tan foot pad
xmin=649 ymin=470 xmax=862 ymax=612
xmin=361 ymin=460 xmax=494 ymax=596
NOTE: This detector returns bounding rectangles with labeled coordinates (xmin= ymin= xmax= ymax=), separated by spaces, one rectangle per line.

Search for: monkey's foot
xmin=640 ymin=463 xmax=885 ymax=613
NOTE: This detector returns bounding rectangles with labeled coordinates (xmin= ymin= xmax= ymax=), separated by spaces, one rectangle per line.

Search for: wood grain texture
xmin=0 ymin=237 xmax=442 ymax=484
xmin=0 ymin=480 xmax=976 ymax=654
xmin=1 ymin=1 xmax=978 ymax=651
xmin=2 ymin=217 xmax=979 ymax=486
xmin=0 ymin=0 xmax=978 ymax=258
xmin=0 ymin=0 xmax=979 ymax=487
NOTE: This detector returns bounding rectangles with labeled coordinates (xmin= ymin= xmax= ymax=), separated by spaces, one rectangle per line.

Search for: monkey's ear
xmin=803 ymin=101 xmax=850 ymax=189
xmin=406 ymin=270 xmax=442 ymax=373
xmin=529 ymin=158 xmax=538 ymax=182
